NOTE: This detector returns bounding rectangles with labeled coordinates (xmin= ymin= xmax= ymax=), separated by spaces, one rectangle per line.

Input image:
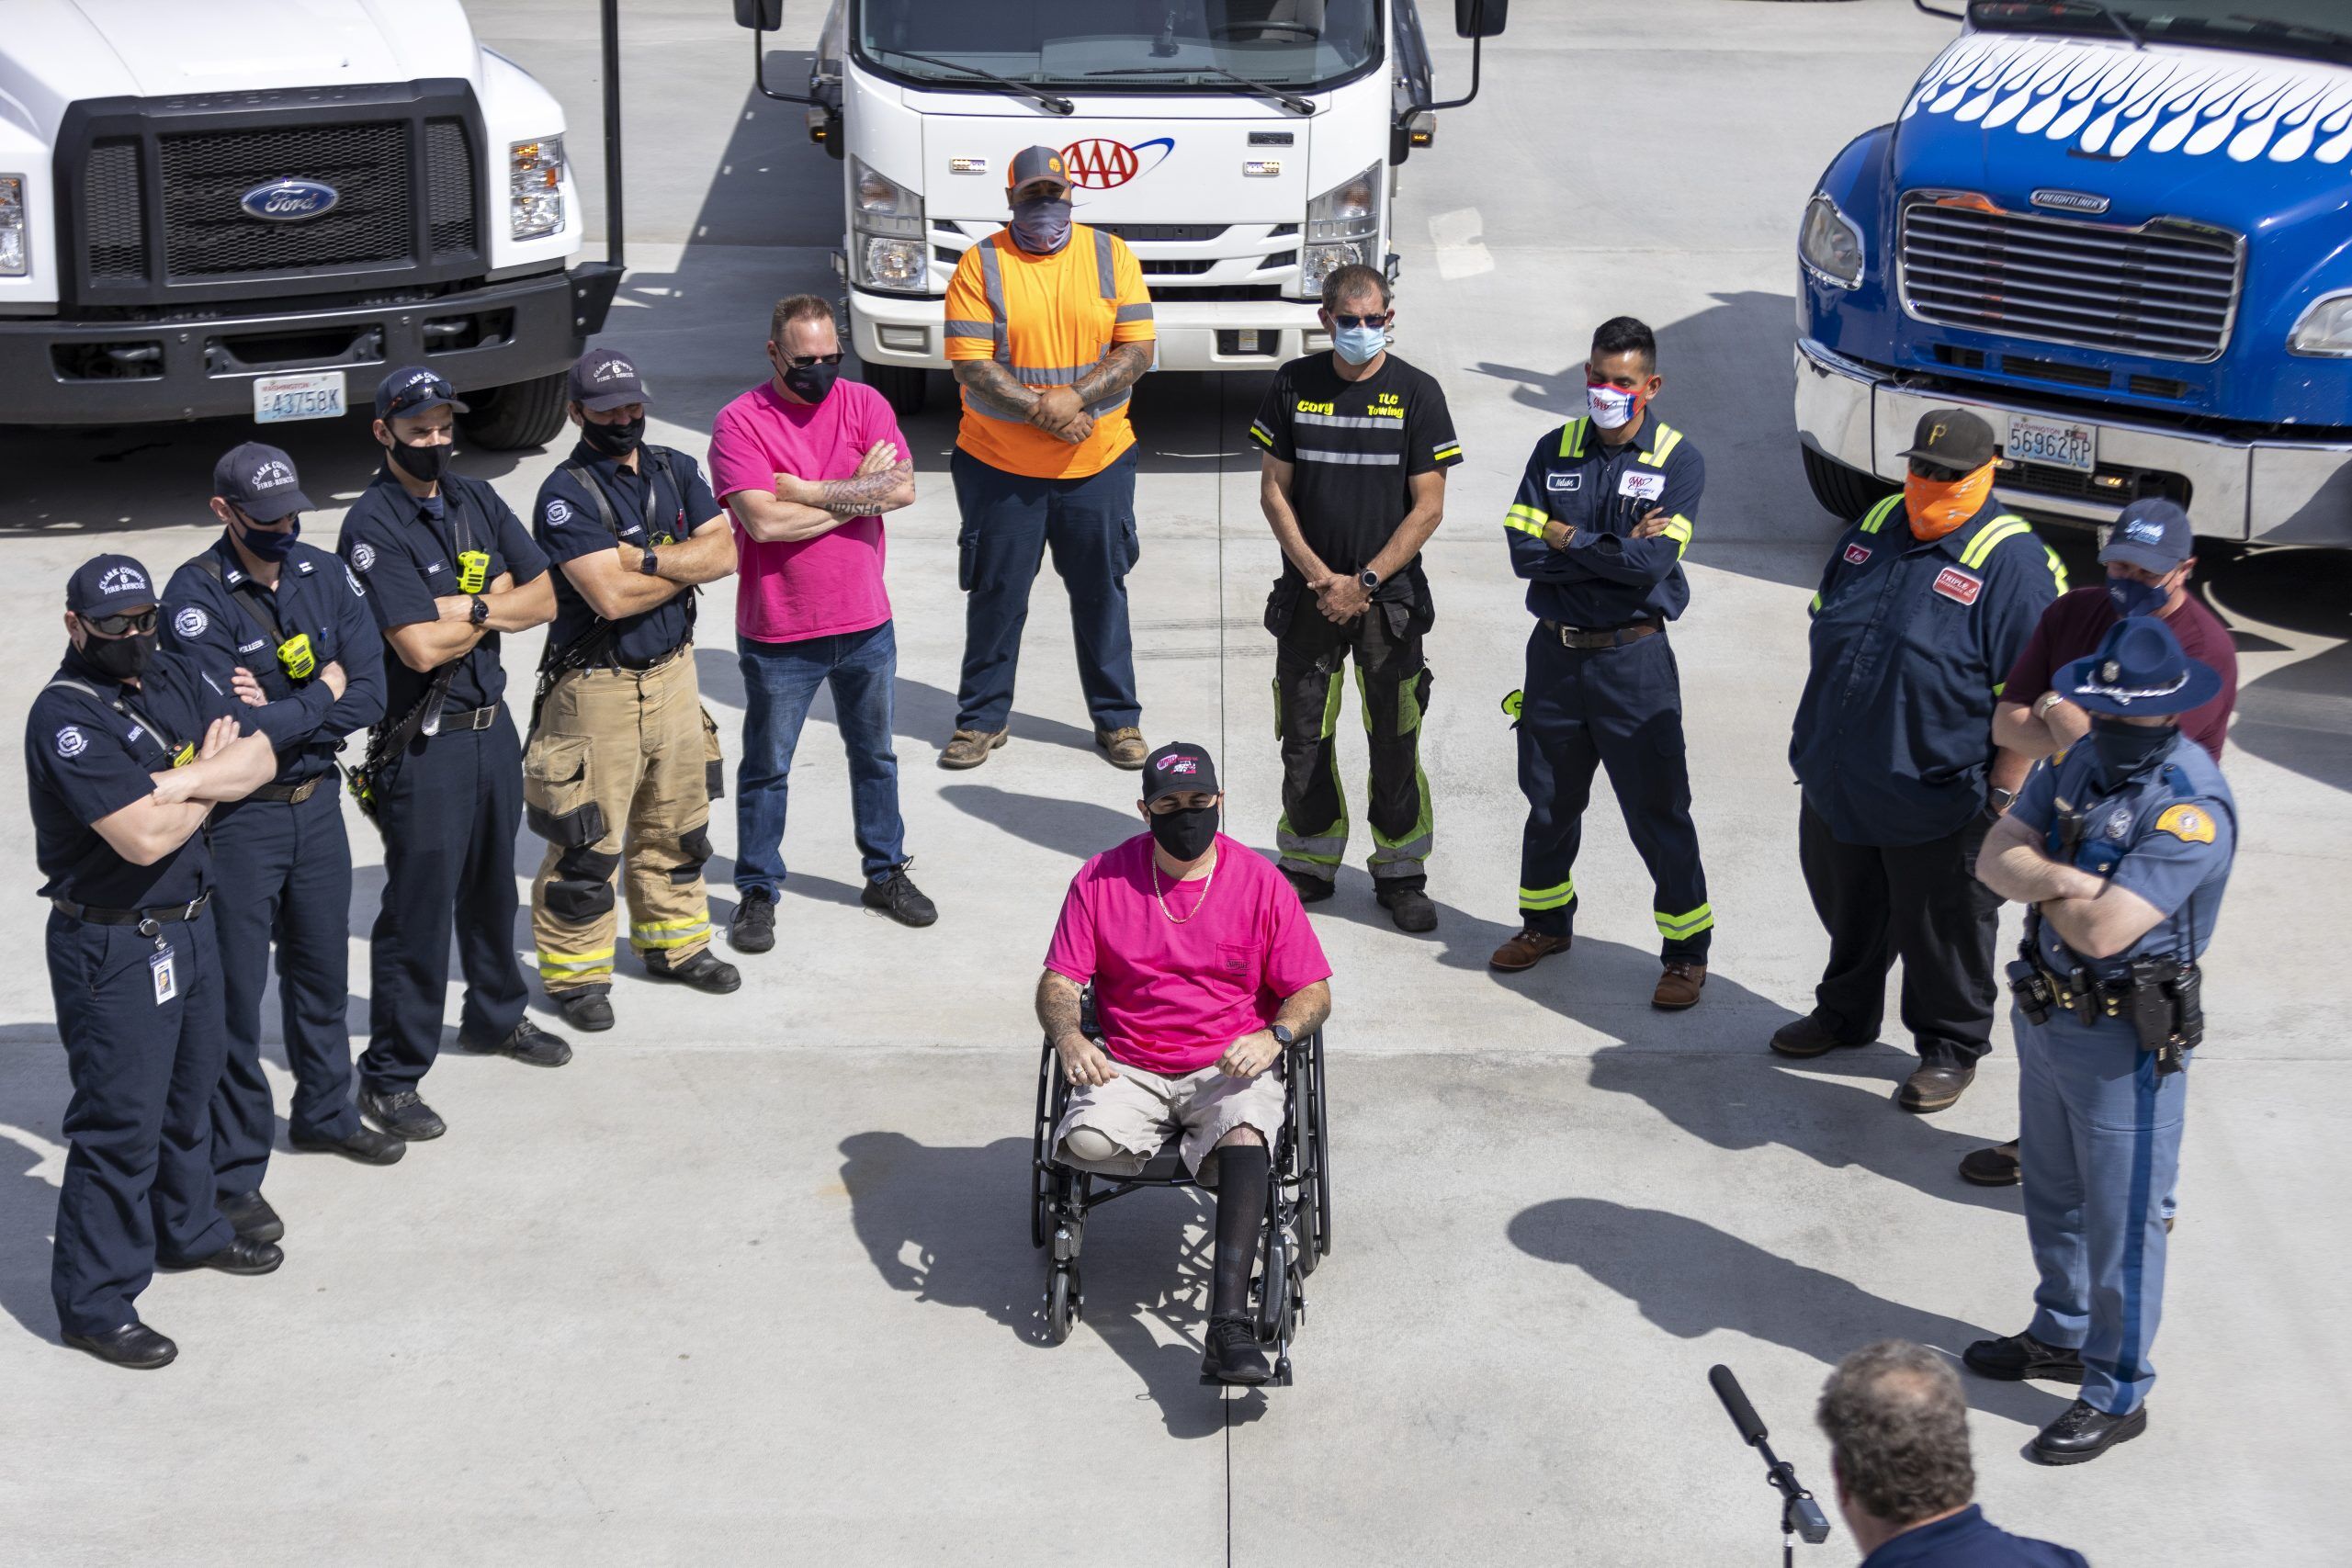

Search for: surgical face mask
xmin=388 ymin=435 xmax=452 ymax=485
xmin=782 ymin=361 xmax=839 ymax=403
xmin=1010 ymin=194 xmax=1073 ymax=254
xmin=81 ymin=627 xmax=156 ymax=682
xmin=2106 ymin=573 xmax=2169 ymax=619
xmin=1586 ymin=381 xmax=1642 ymax=430
xmin=234 ymin=511 xmax=301 ymax=562
xmin=1333 ymin=322 xmax=1388 ymax=366
xmin=581 ymin=413 xmax=645 ymax=459
xmin=1148 ymin=803 xmax=1218 ymax=862
xmin=2088 ymin=715 xmax=2175 ymax=787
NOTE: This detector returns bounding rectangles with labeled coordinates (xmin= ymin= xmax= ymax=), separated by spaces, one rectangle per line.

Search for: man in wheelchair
xmin=1036 ymin=741 xmax=1331 ymax=1383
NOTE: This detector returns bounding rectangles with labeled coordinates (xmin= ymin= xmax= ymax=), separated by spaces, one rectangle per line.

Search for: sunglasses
xmin=1329 ymin=312 xmax=1392 ymax=330
xmin=1908 ymin=460 xmax=1970 ymax=483
xmin=84 ymin=608 xmax=158 ymax=637
xmin=780 ymin=351 xmax=845 ymax=369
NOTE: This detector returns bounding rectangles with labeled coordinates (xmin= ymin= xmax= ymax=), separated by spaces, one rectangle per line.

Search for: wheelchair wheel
xmin=1031 ymin=1043 xmax=1065 ymax=1249
xmin=1311 ymin=1036 xmax=1332 ymax=1255
xmin=1295 ymin=1161 xmax=1322 ymax=1278
xmin=1256 ymin=1226 xmax=1291 ymax=1342
xmin=1046 ymin=1264 xmax=1080 ymax=1344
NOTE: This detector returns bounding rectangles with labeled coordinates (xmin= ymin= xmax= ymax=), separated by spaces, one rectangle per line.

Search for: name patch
xmin=1545 ymin=472 xmax=1584 ymax=493
xmin=1932 ymin=566 xmax=1982 ymax=605
xmin=1843 ymin=543 xmax=1871 ymax=566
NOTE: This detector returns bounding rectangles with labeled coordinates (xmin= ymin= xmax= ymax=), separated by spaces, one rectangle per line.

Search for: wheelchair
xmin=1029 ymin=1009 xmax=1330 ymax=1385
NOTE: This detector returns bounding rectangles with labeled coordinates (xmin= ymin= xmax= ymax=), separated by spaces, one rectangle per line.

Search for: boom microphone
xmin=1706 ymin=1363 xmax=1833 ymax=1558
xmin=1710 ymin=1363 xmax=1770 ymax=1448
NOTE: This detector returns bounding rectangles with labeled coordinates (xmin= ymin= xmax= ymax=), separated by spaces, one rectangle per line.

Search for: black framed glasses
xmin=85 ymin=608 xmax=158 ymax=637
xmin=1329 ymin=313 xmax=1392 ymax=330
xmin=783 ymin=351 xmax=846 ymax=369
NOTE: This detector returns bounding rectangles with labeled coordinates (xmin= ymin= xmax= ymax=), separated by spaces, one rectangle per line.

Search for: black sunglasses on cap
xmin=84 ymin=608 xmax=158 ymax=637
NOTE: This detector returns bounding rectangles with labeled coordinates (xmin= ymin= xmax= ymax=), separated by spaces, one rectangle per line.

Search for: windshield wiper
xmin=2027 ymin=0 xmax=2147 ymax=49
xmin=881 ymin=49 xmax=1075 ymax=115
xmin=1086 ymin=64 xmax=1315 ymax=116
xmin=2227 ymin=13 xmax=2352 ymax=51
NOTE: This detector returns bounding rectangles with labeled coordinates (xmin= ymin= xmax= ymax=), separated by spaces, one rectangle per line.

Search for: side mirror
xmin=735 ymin=0 xmax=785 ymax=29
xmin=1453 ymin=0 xmax=1507 ymax=39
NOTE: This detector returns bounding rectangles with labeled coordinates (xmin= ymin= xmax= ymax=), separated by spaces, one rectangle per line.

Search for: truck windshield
xmin=1972 ymin=1 xmax=2352 ymax=68
xmin=854 ymin=0 xmax=1382 ymax=92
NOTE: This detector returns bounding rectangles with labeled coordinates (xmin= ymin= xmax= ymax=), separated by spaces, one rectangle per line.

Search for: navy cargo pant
xmin=45 ymin=907 xmax=235 ymax=1337
xmin=2016 ymin=1003 xmax=2187 ymax=1416
xmin=1515 ymin=626 xmax=1712 ymax=959
xmin=208 ymin=782 xmax=362 ymax=1201
xmin=360 ymin=709 xmax=527 ymax=1093
xmin=1273 ymin=588 xmax=1433 ymax=891
xmin=952 ymin=446 xmax=1141 ymax=735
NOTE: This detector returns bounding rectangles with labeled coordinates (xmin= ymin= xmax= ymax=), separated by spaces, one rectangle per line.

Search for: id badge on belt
xmin=150 ymin=943 xmax=177 ymax=1005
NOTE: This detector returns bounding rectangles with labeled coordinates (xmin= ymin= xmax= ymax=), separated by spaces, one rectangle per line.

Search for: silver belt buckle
xmin=422 ymin=705 xmax=442 ymax=739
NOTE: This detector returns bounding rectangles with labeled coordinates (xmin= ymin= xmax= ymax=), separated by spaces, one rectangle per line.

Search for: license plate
xmin=253 ymin=370 xmax=346 ymax=424
xmin=2006 ymin=412 xmax=2096 ymax=474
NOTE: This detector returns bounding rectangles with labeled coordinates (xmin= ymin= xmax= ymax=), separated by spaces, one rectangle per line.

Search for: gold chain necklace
xmin=1151 ymin=852 xmax=1216 ymax=924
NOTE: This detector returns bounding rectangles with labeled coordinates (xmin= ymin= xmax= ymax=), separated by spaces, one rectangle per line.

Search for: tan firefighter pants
xmin=524 ymin=651 xmax=722 ymax=993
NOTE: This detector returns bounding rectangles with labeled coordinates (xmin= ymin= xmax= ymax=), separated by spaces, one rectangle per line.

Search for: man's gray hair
xmin=1815 ymin=1341 xmax=1974 ymax=1527
xmin=1319 ymin=263 xmax=1392 ymax=314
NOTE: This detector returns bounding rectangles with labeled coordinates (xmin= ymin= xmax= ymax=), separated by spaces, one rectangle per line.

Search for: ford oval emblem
xmin=2030 ymin=188 xmax=2111 ymax=216
xmin=240 ymin=179 xmax=340 ymax=222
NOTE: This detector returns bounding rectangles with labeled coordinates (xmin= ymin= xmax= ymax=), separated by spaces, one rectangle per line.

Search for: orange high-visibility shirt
xmin=943 ymin=225 xmax=1155 ymax=480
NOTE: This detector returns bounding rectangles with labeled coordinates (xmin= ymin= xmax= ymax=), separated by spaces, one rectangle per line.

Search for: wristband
xmin=2033 ymin=690 xmax=2066 ymax=719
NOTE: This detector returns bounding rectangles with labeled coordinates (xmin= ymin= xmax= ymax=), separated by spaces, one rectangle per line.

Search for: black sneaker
xmin=160 ymin=1235 xmax=283 ymax=1276
xmin=1963 ymin=1331 xmax=2086 ymax=1384
xmin=218 ymin=1190 xmax=284 ymax=1244
xmin=1282 ymin=868 xmax=1335 ymax=904
xmin=863 ymin=863 xmax=939 ymax=928
xmin=460 ymin=1018 xmax=572 ymax=1068
xmin=1202 ymin=1314 xmax=1272 ymax=1385
xmin=1376 ymin=885 xmax=1438 ymax=933
xmin=644 ymin=948 xmax=742 ymax=994
xmin=729 ymin=888 xmax=776 ymax=954
xmin=554 ymin=987 xmax=616 ymax=1032
xmin=289 ymin=1124 xmax=407 ymax=1165
xmin=358 ymin=1089 xmax=447 ymax=1141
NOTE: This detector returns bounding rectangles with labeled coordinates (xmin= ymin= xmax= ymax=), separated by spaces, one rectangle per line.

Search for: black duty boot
xmin=217 ymin=1190 xmax=284 ymax=1244
xmin=358 ymin=1089 xmax=447 ymax=1141
xmin=290 ymin=1124 xmax=408 ymax=1165
xmin=555 ymin=987 xmax=616 ymax=1032
xmin=2032 ymin=1399 xmax=2147 ymax=1465
xmin=863 ymin=863 xmax=939 ymax=928
xmin=460 ymin=1019 xmax=573 ymax=1067
xmin=1376 ymin=885 xmax=1438 ymax=933
xmin=643 ymin=949 xmax=742 ymax=994
xmin=729 ymin=887 xmax=776 ymax=953
xmin=64 ymin=1323 xmax=177 ymax=1370
xmin=1962 ymin=1331 xmax=2086 ymax=1384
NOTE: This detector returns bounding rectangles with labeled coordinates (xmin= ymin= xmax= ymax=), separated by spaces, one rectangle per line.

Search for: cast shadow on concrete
xmin=2202 ymin=544 xmax=2352 ymax=793
xmin=837 ymin=1130 xmax=1265 ymax=1438
xmin=0 ymin=1062 xmax=63 ymax=1345
xmin=1507 ymin=1196 xmax=2070 ymax=1427
xmin=690 ymin=651 xmax=1104 ymax=763
xmin=939 ymin=784 xmax=1140 ymax=864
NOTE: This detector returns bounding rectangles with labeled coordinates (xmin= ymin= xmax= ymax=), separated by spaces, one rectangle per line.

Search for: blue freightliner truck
xmin=1794 ymin=0 xmax=2352 ymax=546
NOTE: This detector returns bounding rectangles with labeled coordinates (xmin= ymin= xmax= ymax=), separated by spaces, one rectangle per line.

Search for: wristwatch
xmin=638 ymin=547 xmax=661 ymax=577
xmin=2033 ymin=689 xmax=2067 ymax=719
xmin=1987 ymin=787 xmax=2018 ymax=813
xmin=1358 ymin=569 xmax=1381 ymax=592
xmin=468 ymin=594 xmax=489 ymax=626
xmin=1270 ymin=1023 xmax=1295 ymax=1050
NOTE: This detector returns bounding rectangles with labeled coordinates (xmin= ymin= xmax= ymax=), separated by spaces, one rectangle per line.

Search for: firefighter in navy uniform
xmin=163 ymin=446 xmax=405 ymax=1248
xmin=339 ymin=367 xmax=569 ymax=1144
xmin=1966 ymin=615 xmax=2233 ymax=1466
xmin=526 ymin=347 xmax=741 ymax=1032
xmin=28 ymin=555 xmax=284 ymax=1370
xmin=1781 ymin=410 xmax=2065 ymax=1113
xmin=1491 ymin=317 xmax=1714 ymax=1010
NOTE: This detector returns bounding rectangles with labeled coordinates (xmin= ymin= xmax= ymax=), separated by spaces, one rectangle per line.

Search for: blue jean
xmin=735 ymin=620 xmax=906 ymax=896
xmin=952 ymin=445 xmax=1141 ymax=733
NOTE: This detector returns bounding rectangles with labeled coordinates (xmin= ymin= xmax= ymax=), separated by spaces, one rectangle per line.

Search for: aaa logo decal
xmin=1058 ymin=137 xmax=1174 ymax=189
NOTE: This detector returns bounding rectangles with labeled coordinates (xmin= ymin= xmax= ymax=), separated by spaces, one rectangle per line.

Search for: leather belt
xmin=432 ymin=704 xmax=501 ymax=735
xmin=52 ymin=890 xmax=211 ymax=931
xmin=248 ymin=776 xmax=324 ymax=805
xmin=1541 ymin=617 xmax=1662 ymax=649
xmin=589 ymin=643 xmax=689 ymax=674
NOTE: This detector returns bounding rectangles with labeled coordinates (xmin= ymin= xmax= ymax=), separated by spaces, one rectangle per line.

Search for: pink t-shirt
xmin=1044 ymin=833 xmax=1333 ymax=1076
xmin=707 ymin=378 xmax=903 ymax=643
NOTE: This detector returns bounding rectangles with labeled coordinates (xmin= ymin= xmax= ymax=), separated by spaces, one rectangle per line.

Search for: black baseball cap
xmin=1141 ymin=741 xmax=1219 ymax=806
xmin=1896 ymin=409 xmax=1997 ymax=471
xmin=212 ymin=441 xmax=312 ymax=523
xmin=375 ymin=365 xmax=470 ymax=421
xmin=1008 ymin=144 xmax=1071 ymax=195
xmin=569 ymin=346 xmax=649 ymax=412
xmin=66 ymin=553 xmax=157 ymax=616
xmin=2100 ymin=499 xmax=2194 ymax=574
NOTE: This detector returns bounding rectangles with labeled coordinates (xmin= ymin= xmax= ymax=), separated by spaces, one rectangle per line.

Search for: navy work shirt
xmin=27 ymin=646 xmax=243 ymax=909
xmin=161 ymin=536 xmax=388 ymax=786
xmin=1791 ymin=494 xmax=2065 ymax=847
xmin=532 ymin=442 xmax=719 ymax=666
xmin=2012 ymin=730 xmax=2235 ymax=982
xmin=1858 ymin=1505 xmax=2086 ymax=1568
xmin=337 ymin=468 xmax=548 ymax=717
xmin=1502 ymin=411 xmax=1704 ymax=627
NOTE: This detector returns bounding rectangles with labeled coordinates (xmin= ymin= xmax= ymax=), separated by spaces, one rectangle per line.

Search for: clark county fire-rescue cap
xmin=1141 ymin=742 xmax=1219 ymax=807
xmin=1008 ymin=145 xmax=1071 ymax=195
xmin=569 ymin=346 xmax=650 ymax=412
xmin=212 ymin=442 xmax=312 ymax=523
xmin=1896 ymin=409 xmax=1997 ymax=471
xmin=375 ymin=366 xmax=469 ymax=422
xmin=66 ymin=554 xmax=157 ymax=615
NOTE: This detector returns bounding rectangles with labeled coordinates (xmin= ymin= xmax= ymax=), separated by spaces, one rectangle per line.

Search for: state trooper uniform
xmin=164 ymin=446 xmax=400 ymax=1219
xmin=28 ymin=555 xmax=281 ymax=1367
xmin=1498 ymin=409 xmax=1713 ymax=993
xmin=1966 ymin=615 xmax=2233 ymax=1465
xmin=526 ymin=347 xmax=737 ymax=1029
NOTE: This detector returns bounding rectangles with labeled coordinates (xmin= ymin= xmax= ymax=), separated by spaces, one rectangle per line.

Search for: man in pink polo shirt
xmin=1037 ymin=740 xmax=1333 ymax=1384
xmin=709 ymin=294 xmax=933 ymax=950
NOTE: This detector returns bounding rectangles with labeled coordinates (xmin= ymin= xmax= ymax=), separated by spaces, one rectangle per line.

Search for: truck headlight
xmin=1799 ymin=193 xmax=1864 ymax=290
xmin=1300 ymin=162 xmax=1382 ymax=299
xmin=510 ymin=137 xmax=565 ymax=240
xmin=0 ymin=175 xmax=25 ymax=277
xmin=851 ymin=156 xmax=928 ymax=295
xmin=2288 ymin=292 xmax=2352 ymax=357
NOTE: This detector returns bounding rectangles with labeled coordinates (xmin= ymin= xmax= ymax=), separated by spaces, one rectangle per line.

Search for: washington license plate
xmin=253 ymin=371 xmax=346 ymax=424
xmin=2006 ymin=412 xmax=2095 ymax=474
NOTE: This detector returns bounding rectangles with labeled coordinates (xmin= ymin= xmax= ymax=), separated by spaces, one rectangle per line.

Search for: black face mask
xmin=1148 ymin=804 xmax=1219 ymax=862
xmin=82 ymin=629 xmax=156 ymax=682
xmin=388 ymin=436 xmax=452 ymax=484
xmin=2088 ymin=715 xmax=2175 ymax=787
xmin=782 ymin=361 xmax=840 ymax=404
xmin=581 ymin=414 xmax=645 ymax=458
xmin=234 ymin=511 xmax=302 ymax=562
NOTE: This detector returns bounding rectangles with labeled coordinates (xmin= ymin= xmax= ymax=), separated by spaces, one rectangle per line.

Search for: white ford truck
xmin=0 ymin=0 xmax=619 ymax=447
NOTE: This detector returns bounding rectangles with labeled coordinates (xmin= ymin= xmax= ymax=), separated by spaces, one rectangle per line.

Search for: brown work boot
xmin=1489 ymin=930 xmax=1571 ymax=972
xmin=1095 ymin=727 xmax=1148 ymax=769
xmin=1652 ymin=961 xmax=1706 ymax=1010
xmin=1959 ymin=1138 xmax=2022 ymax=1187
xmin=939 ymin=727 xmax=1008 ymax=770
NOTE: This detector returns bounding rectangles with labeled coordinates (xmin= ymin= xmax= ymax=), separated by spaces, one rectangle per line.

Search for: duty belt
xmin=431 ymin=703 xmax=501 ymax=735
xmin=248 ymin=776 xmax=325 ymax=805
xmin=1541 ymin=617 xmax=1662 ymax=649
xmin=52 ymin=890 xmax=211 ymax=931
xmin=585 ymin=642 xmax=689 ymax=675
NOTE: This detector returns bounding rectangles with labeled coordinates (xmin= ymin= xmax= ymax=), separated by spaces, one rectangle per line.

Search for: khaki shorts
xmin=1055 ymin=1060 xmax=1287 ymax=1186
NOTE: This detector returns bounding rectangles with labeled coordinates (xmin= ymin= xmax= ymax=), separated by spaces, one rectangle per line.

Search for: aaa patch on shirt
xmin=2154 ymin=804 xmax=2216 ymax=843
xmin=1932 ymin=566 xmax=1982 ymax=605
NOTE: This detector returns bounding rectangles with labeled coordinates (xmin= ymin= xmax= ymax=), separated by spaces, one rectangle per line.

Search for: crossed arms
xmin=728 ymin=439 xmax=917 ymax=545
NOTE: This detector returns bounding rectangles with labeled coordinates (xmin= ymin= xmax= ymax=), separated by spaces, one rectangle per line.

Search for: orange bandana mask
xmin=1905 ymin=463 xmax=1996 ymax=540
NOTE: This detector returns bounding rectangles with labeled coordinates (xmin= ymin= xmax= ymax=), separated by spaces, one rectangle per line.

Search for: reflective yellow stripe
xmin=1504 ymin=502 xmax=1550 ymax=537
xmin=1557 ymin=419 xmax=1588 ymax=459
xmin=1809 ymin=592 xmax=1823 ymax=616
xmin=1655 ymin=904 xmax=1715 ymax=939
xmin=1858 ymin=494 xmax=1904 ymax=536
xmin=1249 ymin=421 xmax=1276 ymax=449
xmin=1661 ymin=513 xmax=1693 ymax=558
xmin=630 ymin=913 xmax=711 ymax=950
xmin=1639 ymin=423 xmax=1682 ymax=468
xmin=537 ymin=946 xmax=616 ymax=979
xmin=1960 ymin=514 xmax=2032 ymax=571
xmin=1992 ymin=682 xmax=2007 ymax=697
xmin=1519 ymin=880 xmax=1576 ymax=911
xmin=1431 ymin=443 xmax=1463 ymax=462
xmin=2042 ymin=542 xmax=2071 ymax=594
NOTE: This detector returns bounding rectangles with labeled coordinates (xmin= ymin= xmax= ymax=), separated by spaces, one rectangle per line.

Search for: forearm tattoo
xmin=1071 ymin=341 xmax=1153 ymax=407
xmin=814 ymin=462 xmax=914 ymax=518
xmin=954 ymin=360 xmax=1041 ymax=419
xmin=1036 ymin=971 xmax=1085 ymax=1043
